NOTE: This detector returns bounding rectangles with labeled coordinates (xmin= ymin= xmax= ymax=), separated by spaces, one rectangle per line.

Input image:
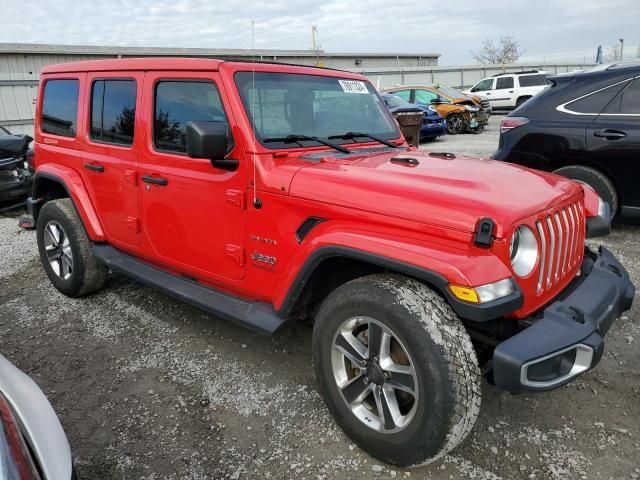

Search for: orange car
xmin=381 ymin=85 xmax=490 ymax=134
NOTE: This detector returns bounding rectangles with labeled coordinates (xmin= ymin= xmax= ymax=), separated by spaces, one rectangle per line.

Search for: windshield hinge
xmin=474 ymin=217 xmax=495 ymax=248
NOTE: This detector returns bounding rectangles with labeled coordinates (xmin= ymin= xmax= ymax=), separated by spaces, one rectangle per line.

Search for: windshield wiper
xmin=263 ymin=134 xmax=351 ymax=154
xmin=328 ymin=132 xmax=400 ymax=149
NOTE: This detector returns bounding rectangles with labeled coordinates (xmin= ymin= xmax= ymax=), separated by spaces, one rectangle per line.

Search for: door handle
xmin=508 ymin=90 xmax=514 ymax=93
xmin=84 ymin=163 xmax=104 ymax=173
xmin=593 ymin=129 xmax=626 ymax=140
xmin=141 ymin=175 xmax=168 ymax=186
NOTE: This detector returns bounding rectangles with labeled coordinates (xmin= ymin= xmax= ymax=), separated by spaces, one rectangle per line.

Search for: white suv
xmin=463 ymin=71 xmax=549 ymax=109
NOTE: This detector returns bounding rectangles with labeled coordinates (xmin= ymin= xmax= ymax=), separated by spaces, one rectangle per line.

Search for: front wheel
xmin=446 ymin=113 xmax=466 ymax=135
xmin=312 ymin=274 xmax=481 ymax=466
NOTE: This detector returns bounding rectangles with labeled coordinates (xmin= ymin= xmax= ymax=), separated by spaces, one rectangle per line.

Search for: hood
xmin=289 ymin=149 xmax=580 ymax=237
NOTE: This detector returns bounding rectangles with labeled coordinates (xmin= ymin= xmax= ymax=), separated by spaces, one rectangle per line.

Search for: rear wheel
xmin=312 ymin=274 xmax=480 ymax=466
xmin=446 ymin=113 xmax=466 ymax=135
xmin=515 ymin=96 xmax=531 ymax=108
xmin=553 ymin=165 xmax=618 ymax=218
xmin=36 ymin=199 xmax=108 ymax=297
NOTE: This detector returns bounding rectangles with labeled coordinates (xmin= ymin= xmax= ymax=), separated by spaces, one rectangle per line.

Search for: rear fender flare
xmin=32 ymin=165 xmax=105 ymax=241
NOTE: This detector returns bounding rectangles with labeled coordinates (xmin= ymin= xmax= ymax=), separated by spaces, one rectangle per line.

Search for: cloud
xmin=1 ymin=0 xmax=639 ymax=64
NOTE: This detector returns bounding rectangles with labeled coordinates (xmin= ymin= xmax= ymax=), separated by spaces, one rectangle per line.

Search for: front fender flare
xmin=273 ymin=228 xmax=522 ymax=322
xmin=32 ymin=164 xmax=105 ymax=241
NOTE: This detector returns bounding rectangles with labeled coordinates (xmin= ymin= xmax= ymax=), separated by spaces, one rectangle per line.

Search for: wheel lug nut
xmin=363 ymin=377 xmax=369 ymax=384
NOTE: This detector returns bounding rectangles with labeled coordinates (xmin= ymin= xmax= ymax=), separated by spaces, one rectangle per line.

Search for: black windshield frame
xmin=234 ymin=71 xmax=401 ymax=150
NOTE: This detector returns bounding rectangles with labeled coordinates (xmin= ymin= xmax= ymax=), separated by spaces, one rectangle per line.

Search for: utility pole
xmin=619 ymin=38 xmax=624 ymax=60
xmin=311 ymin=25 xmax=319 ymax=67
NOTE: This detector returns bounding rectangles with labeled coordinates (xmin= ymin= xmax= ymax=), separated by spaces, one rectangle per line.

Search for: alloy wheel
xmin=331 ymin=316 xmax=419 ymax=433
xmin=43 ymin=221 xmax=73 ymax=280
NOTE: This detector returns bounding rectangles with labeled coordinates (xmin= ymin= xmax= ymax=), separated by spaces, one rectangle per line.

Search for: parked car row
xmin=382 ymin=84 xmax=490 ymax=134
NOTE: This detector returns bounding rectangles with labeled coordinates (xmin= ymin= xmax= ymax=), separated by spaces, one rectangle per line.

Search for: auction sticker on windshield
xmin=338 ymin=80 xmax=368 ymax=94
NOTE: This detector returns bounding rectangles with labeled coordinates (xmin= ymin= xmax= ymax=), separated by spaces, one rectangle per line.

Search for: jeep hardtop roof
xmin=40 ymin=57 xmax=357 ymax=78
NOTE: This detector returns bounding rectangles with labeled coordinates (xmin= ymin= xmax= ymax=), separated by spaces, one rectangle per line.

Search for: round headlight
xmin=510 ymin=225 xmax=538 ymax=277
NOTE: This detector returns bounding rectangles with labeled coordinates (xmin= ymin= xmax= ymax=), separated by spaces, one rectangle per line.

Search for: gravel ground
xmin=0 ymin=116 xmax=639 ymax=479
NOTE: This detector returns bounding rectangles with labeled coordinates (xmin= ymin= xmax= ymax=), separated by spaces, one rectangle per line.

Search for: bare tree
xmin=636 ymin=43 xmax=640 ymax=58
xmin=471 ymin=36 xmax=523 ymax=65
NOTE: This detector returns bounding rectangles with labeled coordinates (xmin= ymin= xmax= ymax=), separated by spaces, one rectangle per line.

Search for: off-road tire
xmin=312 ymin=274 xmax=481 ymax=466
xmin=36 ymin=198 xmax=108 ymax=297
xmin=553 ymin=165 xmax=618 ymax=218
xmin=446 ymin=113 xmax=466 ymax=135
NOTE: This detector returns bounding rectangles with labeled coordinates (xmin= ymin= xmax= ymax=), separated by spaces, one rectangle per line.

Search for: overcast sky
xmin=2 ymin=0 xmax=639 ymax=65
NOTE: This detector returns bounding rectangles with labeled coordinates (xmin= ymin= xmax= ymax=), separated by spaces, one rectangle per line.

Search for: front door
xmin=139 ymin=72 xmax=246 ymax=281
xmin=470 ymin=78 xmax=495 ymax=105
xmin=81 ymin=72 xmax=142 ymax=247
xmin=587 ymin=77 xmax=640 ymax=215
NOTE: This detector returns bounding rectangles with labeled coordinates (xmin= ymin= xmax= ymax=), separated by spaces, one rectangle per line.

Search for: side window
xmin=41 ymin=79 xmax=79 ymax=137
xmin=605 ymin=78 xmax=640 ymax=114
xmin=391 ymin=90 xmax=411 ymax=102
xmin=414 ymin=89 xmax=439 ymax=105
xmin=519 ymin=74 xmax=547 ymax=87
xmin=91 ymin=79 xmax=137 ymax=146
xmin=471 ymin=78 xmax=494 ymax=92
xmin=495 ymin=77 xmax=514 ymax=89
xmin=567 ymin=81 xmax=630 ymax=114
xmin=154 ymin=81 xmax=227 ymax=154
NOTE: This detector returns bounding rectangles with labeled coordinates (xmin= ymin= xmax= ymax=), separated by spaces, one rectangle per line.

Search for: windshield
xmin=433 ymin=85 xmax=467 ymax=99
xmin=382 ymin=94 xmax=414 ymax=109
xmin=235 ymin=72 xmax=400 ymax=148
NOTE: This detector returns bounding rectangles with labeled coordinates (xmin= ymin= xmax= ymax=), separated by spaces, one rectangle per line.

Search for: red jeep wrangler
xmin=27 ymin=58 xmax=634 ymax=466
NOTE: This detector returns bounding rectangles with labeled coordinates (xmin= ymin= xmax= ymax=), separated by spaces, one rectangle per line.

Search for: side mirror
xmin=186 ymin=121 xmax=238 ymax=171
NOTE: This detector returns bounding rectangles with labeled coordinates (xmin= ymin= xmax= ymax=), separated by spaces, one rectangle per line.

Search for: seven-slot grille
xmin=534 ymin=200 xmax=585 ymax=295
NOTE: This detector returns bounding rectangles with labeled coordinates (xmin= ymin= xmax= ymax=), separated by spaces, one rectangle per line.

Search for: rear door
xmin=139 ymin=71 xmax=247 ymax=281
xmin=586 ymin=77 xmax=640 ymax=215
xmin=82 ymin=72 xmax=142 ymax=247
xmin=493 ymin=76 xmax=516 ymax=107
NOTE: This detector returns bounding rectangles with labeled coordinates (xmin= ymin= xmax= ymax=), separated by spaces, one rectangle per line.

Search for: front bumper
xmin=492 ymin=246 xmax=635 ymax=392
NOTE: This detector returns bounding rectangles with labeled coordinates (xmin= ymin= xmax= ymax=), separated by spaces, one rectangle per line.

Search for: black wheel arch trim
xmin=278 ymin=245 xmax=523 ymax=322
xmin=29 ymin=171 xmax=74 ymax=221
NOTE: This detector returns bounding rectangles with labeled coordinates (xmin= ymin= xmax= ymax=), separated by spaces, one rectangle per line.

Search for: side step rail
xmin=92 ymin=244 xmax=287 ymax=334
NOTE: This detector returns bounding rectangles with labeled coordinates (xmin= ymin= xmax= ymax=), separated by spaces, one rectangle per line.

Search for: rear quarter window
xmin=518 ymin=75 xmax=547 ymax=87
xmin=564 ymin=80 xmax=631 ymax=114
xmin=41 ymin=79 xmax=80 ymax=138
xmin=604 ymin=78 xmax=640 ymax=114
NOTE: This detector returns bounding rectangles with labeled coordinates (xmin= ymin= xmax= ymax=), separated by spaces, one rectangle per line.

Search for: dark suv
xmin=492 ymin=61 xmax=640 ymax=220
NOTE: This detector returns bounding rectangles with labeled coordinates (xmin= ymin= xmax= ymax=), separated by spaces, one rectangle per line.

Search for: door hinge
xmin=226 ymin=189 xmax=246 ymax=210
xmin=226 ymin=244 xmax=245 ymax=266
xmin=124 ymin=170 xmax=138 ymax=186
xmin=126 ymin=216 xmax=140 ymax=233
